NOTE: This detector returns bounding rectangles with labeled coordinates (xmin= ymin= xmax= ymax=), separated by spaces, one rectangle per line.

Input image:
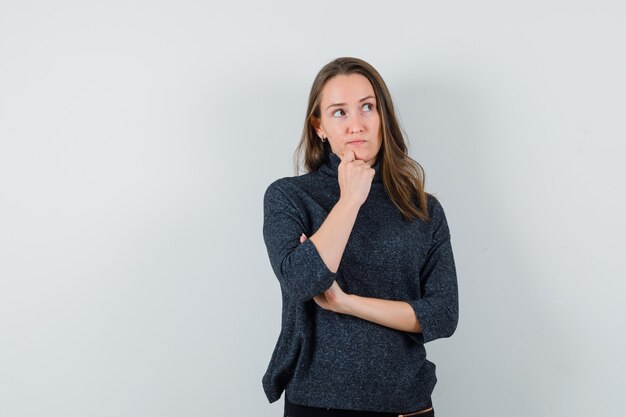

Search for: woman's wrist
xmin=336 ymin=196 xmax=362 ymax=214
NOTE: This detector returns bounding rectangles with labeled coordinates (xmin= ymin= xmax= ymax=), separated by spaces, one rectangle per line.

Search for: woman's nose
xmin=348 ymin=115 xmax=365 ymax=134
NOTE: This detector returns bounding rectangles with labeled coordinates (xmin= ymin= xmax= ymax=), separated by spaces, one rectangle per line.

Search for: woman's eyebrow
xmin=326 ymin=95 xmax=376 ymax=111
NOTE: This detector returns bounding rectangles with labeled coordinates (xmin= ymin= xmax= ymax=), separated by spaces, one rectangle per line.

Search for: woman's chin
xmin=357 ymin=152 xmax=376 ymax=166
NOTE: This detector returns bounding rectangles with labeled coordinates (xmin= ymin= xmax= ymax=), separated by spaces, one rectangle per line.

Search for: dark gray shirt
xmin=262 ymin=151 xmax=458 ymax=413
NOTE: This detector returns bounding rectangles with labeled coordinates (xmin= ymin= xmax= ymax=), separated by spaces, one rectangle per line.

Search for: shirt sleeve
xmin=405 ymin=196 xmax=459 ymax=344
xmin=262 ymin=180 xmax=337 ymax=302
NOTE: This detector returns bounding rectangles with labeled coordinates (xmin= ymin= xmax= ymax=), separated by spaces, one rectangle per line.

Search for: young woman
xmin=262 ymin=57 xmax=459 ymax=417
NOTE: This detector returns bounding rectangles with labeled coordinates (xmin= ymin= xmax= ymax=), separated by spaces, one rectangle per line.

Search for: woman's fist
xmin=337 ymin=149 xmax=375 ymax=207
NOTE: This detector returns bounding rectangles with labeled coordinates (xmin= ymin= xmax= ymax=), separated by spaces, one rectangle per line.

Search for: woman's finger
xmin=340 ymin=149 xmax=355 ymax=163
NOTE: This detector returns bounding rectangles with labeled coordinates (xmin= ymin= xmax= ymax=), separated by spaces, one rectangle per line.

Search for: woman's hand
xmin=338 ymin=149 xmax=375 ymax=207
xmin=300 ymin=233 xmax=350 ymax=313
xmin=313 ymin=281 xmax=349 ymax=313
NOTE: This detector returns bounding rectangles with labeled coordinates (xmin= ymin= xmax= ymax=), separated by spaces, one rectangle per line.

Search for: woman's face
xmin=314 ymin=74 xmax=382 ymax=167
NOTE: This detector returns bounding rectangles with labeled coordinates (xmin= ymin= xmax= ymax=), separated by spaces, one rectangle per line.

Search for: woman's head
xmin=312 ymin=73 xmax=382 ymax=167
xmin=297 ymin=57 xmax=404 ymax=170
xmin=295 ymin=57 xmax=430 ymax=221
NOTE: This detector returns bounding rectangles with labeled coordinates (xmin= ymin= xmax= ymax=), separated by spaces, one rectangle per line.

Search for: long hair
xmin=294 ymin=57 xmax=430 ymax=222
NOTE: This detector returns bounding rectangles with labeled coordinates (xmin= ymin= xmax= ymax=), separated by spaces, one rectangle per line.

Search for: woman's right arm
xmin=262 ymin=150 xmax=374 ymax=302
xmin=309 ymin=150 xmax=374 ymax=273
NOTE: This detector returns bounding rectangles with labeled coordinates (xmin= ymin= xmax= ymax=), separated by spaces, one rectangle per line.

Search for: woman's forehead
xmin=321 ymin=74 xmax=376 ymax=104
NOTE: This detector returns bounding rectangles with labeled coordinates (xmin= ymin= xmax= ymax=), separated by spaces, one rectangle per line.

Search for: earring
xmin=320 ymin=135 xmax=326 ymax=142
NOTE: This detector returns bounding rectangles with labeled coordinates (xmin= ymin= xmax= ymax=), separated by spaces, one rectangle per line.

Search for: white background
xmin=1 ymin=1 xmax=625 ymax=416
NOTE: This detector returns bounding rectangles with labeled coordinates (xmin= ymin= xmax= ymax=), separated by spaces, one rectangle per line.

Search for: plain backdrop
xmin=1 ymin=1 xmax=625 ymax=416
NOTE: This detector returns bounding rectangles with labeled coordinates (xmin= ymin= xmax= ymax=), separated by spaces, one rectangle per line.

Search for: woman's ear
xmin=311 ymin=117 xmax=325 ymax=139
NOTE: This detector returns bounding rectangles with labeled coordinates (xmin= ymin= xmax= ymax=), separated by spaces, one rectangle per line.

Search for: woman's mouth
xmin=348 ymin=140 xmax=366 ymax=146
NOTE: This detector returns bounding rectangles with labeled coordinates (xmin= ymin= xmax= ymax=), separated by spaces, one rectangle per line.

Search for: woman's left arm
xmin=305 ymin=195 xmax=459 ymax=342
xmin=313 ymin=279 xmax=422 ymax=333
xmin=300 ymin=233 xmax=423 ymax=334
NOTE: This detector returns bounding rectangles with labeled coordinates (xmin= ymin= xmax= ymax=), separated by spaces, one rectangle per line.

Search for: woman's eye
xmin=332 ymin=109 xmax=345 ymax=118
xmin=363 ymin=103 xmax=374 ymax=112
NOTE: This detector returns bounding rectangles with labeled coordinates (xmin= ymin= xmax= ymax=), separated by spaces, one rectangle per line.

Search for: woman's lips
xmin=348 ymin=140 xmax=366 ymax=146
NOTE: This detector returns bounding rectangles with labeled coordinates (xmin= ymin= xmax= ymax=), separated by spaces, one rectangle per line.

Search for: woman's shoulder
xmin=265 ymin=169 xmax=326 ymax=194
xmin=425 ymin=192 xmax=444 ymax=213
xmin=264 ymin=174 xmax=309 ymax=195
xmin=263 ymin=171 xmax=324 ymax=207
xmin=424 ymin=192 xmax=452 ymax=237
